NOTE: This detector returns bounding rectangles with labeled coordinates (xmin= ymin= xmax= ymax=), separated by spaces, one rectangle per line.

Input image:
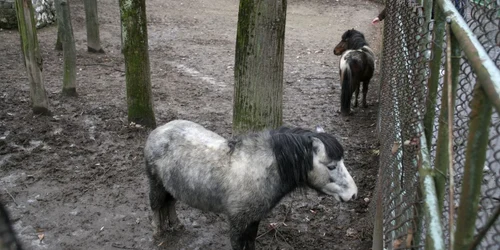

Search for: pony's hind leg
xmin=149 ymin=178 xmax=184 ymax=235
xmin=362 ymin=80 xmax=370 ymax=108
xmin=354 ymin=81 xmax=360 ymax=107
xmin=165 ymin=198 xmax=184 ymax=231
xmin=148 ymin=176 xmax=169 ymax=237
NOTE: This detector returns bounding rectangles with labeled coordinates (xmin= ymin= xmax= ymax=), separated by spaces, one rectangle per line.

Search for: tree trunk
xmin=232 ymin=0 xmax=286 ymax=133
xmin=119 ymin=0 xmax=156 ymax=128
xmin=15 ymin=0 xmax=50 ymax=115
xmin=55 ymin=21 xmax=62 ymax=51
xmin=54 ymin=0 xmax=77 ymax=96
xmin=84 ymin=0 xmax=104 ymax=53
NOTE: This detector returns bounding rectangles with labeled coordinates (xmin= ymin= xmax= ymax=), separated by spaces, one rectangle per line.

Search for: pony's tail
xmin=340 ymin=63 xmax=352 ymax=116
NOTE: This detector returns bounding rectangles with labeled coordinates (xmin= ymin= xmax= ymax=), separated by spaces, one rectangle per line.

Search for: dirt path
xmin=0 ymin=0 xmax=383 ymax=249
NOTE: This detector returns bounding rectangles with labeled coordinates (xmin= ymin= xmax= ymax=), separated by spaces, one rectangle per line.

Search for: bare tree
xmin=15 ymin=0 xmax=50 ymax=115
xmin=119 ymin=0 xmax=156 ymax=128
xmin=232 ymin=0 xmax=287 ymax=133
xmin=54 ymin=0 xmax=77 ymax=96
xmin=83 ymin=0 xmax=104 ymax=53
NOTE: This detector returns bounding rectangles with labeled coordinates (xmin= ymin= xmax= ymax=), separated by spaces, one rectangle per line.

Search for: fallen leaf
xmin=38 ymin=234 xmax=44 ymax=242
xmin=346 ymin=228 xmax=357 ymax=237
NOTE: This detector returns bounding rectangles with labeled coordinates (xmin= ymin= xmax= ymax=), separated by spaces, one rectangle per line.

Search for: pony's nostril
xmin=352 ymin=194 xmax=357 ymax=200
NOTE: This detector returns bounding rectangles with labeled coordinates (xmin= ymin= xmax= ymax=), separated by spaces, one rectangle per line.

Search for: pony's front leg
xmin=362 ymin=81 xmax=369 ymax=108
xmin=243 ymin=221 xmax=260 ymax=250
xmin=229 ymin=219 xmax=260 ymax=250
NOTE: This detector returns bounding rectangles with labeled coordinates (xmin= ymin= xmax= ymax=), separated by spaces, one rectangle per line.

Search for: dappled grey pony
xmin=144 ymin=120 xmax=358 ymax=250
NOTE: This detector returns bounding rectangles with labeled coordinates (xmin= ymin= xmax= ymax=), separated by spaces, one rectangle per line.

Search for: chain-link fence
xmin=373 ymin=0 xmax=500 ymax=249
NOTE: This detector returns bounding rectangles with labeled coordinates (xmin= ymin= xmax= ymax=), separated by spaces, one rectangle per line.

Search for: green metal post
xmin=433 ymin=23 xmax=460 ymax=214
xmin=453 ymin=84 xmax=492 ymax=250
xmin=423 ymin=3 xmax=445 ymax=150
xmin=372 ymin=166 xmax=384 ymax=250
xmin=418 ymin=124 xmax=445 ymax=250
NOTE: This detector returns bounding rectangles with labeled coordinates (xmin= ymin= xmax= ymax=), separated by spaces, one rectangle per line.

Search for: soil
xmin=0 ymin=0 xmax=383 ymax=249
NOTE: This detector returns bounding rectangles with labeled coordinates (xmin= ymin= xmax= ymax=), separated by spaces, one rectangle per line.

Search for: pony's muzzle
xmin=339 ymin=193 xmax=357 ymax=202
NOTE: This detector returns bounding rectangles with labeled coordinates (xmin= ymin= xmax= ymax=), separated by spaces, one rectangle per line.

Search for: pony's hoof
xmin=153 ymin=229 xmax=166 ymax=239
xmin=170 ymin=223 xmax=185 ymax=231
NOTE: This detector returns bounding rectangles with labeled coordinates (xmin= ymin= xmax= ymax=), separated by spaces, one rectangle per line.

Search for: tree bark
xmin=119 ymin=0 xmax=156 ymax=128
xmin=232 ymin=0 xmax=286 ymax=133
xmin=55 ymin=0 xmax=77 ymax=96
xmin=84 ymin=0 xmax=104 ymax=53
xmin=15 ymin=0 xmax=50 ymax=115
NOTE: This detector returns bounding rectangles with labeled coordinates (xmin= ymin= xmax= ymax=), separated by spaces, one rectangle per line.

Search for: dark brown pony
xmin=333 ymin=29 xmax=375 ymax=116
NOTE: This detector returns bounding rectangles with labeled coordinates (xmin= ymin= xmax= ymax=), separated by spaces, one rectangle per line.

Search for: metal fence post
xmin=453 ymin=84 xmax=492 ymax=250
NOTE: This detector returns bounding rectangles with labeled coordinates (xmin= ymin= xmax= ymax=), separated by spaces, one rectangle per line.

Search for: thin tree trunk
xmin=119 ymin=0 xmax=156 ymax=128
xmin=15 ymin=0 xmax=50 ymax=115
xmin=84 ymin=0 xmax=104 ymax=53
xmin=55 ymin=23 xmax=62 ymax=51
xmin=55 ymin=0 xmax=77 ymax=96
xmin=232 ymin=0 xmax=286 ymax=133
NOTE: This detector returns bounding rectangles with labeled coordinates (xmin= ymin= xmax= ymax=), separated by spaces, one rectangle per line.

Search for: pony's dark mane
xmin=227 ymin=127 xmax=344 ymax=188
xmin=343 ymin=29 xmax=369 ymax=50
xmin=270 ymin=131 xmax=314 ymax=188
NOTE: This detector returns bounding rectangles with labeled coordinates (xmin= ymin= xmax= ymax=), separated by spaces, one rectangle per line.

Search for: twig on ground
xmin=111 ymin=243 xmax=137 ymax=249
xmin=4 ymin=188 xmax=18 ymax=206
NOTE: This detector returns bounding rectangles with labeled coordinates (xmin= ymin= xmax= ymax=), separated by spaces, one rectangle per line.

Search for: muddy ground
xmin=0 ymin=0 xmax=383 ymax=249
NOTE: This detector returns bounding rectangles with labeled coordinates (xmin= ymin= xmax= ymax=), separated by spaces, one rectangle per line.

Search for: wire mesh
xmin=374 ymin=0 xmax=430 ymax=249
xmin=374 ymin=0 xmax=500 ymax=249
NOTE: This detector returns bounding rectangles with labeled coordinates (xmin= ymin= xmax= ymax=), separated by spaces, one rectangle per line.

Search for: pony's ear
xmin=315 ymin=125 xmax=325 ymax=133
xmin=311 ymin=137 xmax=323 ymax=153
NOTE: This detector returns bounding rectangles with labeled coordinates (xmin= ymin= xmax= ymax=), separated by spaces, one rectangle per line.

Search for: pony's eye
xmin=327 ymin=165 xmax=337 ymax=170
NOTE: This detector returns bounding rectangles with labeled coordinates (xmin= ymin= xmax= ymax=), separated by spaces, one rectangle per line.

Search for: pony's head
xmin=271 ymin=126 xmax=358 ymax=202
xmin=333 ymin=29 xmax=368 ymax=56
xmin=307 ymin=126 xmax=358 ymax=202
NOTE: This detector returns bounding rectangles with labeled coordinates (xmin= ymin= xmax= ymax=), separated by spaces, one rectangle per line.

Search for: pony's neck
xmin=266 ymin=166 xmax=303 ymax=209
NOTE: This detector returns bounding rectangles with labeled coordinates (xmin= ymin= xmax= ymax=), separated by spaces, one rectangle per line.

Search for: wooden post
xmin=15 ymin=0 xmax=50 ymax=115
